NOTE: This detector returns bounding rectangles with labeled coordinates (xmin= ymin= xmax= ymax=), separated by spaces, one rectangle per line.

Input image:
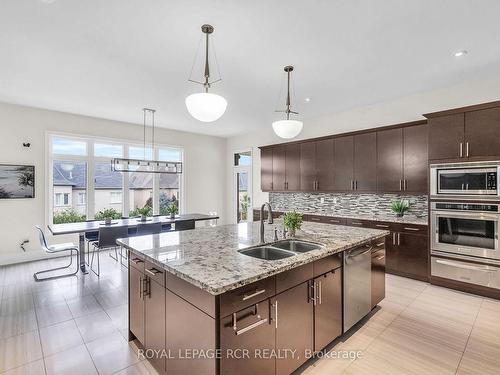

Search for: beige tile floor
xmin=0 ymin=253 xmax=499 ymax=375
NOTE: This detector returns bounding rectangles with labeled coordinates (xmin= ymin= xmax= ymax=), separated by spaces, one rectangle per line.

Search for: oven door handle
xmin=435 ymin=259 xmax=498 ymax=273
xmin=432 ymin=211 xmax=500 ymax=221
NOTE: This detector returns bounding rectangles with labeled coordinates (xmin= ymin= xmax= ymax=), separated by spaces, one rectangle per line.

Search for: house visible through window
xmin=49 ymin=134 xmax=183 ymax=224
xmin=110 ymin=192 xmax=122 ymax=204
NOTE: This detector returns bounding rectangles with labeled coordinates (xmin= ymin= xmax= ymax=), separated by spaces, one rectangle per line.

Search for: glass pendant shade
xmin=272 ymin=119 xmax=303 ymax=139
xmin=185 ymin=92 xmax=227 ymax=123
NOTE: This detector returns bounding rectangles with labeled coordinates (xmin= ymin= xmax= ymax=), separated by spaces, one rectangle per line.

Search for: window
xmin=110 ymin=192 xmax=122 ymax=204
xmin=234 ymin=151 xmax=252 ymax=166
xmin=48 ymin=134 xmax=183 ymax=224
xmin=77 ymin=192 xmax=86 ymax=205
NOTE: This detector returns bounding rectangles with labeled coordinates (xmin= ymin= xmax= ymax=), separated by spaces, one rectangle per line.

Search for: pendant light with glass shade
xmin=272 ymin=65 xmax=303 ymax=139
xmin=185 ymin=24 xmax=227 ymax=122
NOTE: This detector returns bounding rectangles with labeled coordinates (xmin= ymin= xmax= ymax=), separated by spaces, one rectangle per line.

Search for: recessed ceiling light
xmin=454 ymin=50 xmax=468 ymax=57
xmin=40 ymin=0 xmax=56 ymax=3
xmin=305 ymin=97 xmax=311 ymax=102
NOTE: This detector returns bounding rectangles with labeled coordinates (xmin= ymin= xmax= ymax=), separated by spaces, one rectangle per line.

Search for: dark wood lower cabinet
xmin=145 ymin=279 xmax=166 ymax=374
xmin=272 ymin=282 xmax=313 ymax=375
xmin=220 ymin=301 xmax=275 ymax=375
xmin=165 ymin=289 xmax=216 ymax=375
xmin=397 ymin=232 xmax=429 ymax=281
xmin=129 ymin=266 xmax=145 ymax=343
xmin=313 ymin=268 xmax=342 ymax=351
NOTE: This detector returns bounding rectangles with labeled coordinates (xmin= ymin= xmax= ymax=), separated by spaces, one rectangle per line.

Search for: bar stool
xmin=33 ymin=225 xmax=79 ymax=281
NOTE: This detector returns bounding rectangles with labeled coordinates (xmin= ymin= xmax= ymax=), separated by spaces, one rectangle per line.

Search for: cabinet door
xmin=220 ymin=301 xmax=275 ymax=375
xmin=333 ymin=136 xmax=354 ymax=191
xmin=354 ymin=133 xmax=377 ymax=191
xmin=385 ymin=233 xmax=398 ymax=274
xmin=371 ymin=246 xmax=386 ymax=309
xmin=314 ymin=269 xmax=342 ymax=351
xmin=428 ymin=114 xmax=464 ymax=160
xmin=145 ymin=279 xmax=166 ymax=374
xmin=300 ymin=141 xmax=316 ymax=191
xmin=397 ymin=233 xmax=429 ymax=281
xmin=403 ymin=124 xmax=428 ymax=193
xmin=377 ymin=128 xmax=403 ymax=192
xmin=260 ymin=148 xmax=273 ymax=191
xmin=465 ymin=107 xmax=500 ymax=158
xmin=165 ymin=289 xmax=216 ymax=375
xmin=285 ymin=143 xmax=300 ymax=191
xmin=315 ymin=138 xmax=335 ymax=191
xmin=273 ymin=146 xmax=286 ymax=191
xmin=129 ymin=266 xmax=145 ymax=344
xmin=272 ymin=283 xmax=313 ymax=375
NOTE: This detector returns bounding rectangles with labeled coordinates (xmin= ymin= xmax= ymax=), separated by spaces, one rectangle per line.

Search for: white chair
xmin=34 ymin=225 xmax=79 ymax=281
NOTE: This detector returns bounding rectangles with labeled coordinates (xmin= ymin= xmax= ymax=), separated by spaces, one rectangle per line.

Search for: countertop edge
xmin=119 ymin=231 xmax=389 ymax=296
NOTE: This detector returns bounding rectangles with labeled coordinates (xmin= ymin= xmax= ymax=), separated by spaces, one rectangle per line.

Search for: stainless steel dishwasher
xmin=343 ymin=243 xmax=372 ymax=332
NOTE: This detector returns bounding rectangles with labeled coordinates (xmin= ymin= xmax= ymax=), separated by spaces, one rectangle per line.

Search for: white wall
xmin=0 ymin=101 xmax=227 ymax=265
xmin=226 ymin=72 xmax=500 ymax=223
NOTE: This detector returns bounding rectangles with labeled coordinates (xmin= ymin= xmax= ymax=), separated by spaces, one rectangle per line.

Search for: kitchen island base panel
xmin=128 ymin=239 xmax=386 ymax=375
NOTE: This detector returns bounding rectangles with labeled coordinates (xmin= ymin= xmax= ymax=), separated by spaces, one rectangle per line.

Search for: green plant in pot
xmin=166 ymin=202 xmax=179 ymax=219
xmin=283 ymin=211 xmax=303 ymax=237
xmin=391 ymin=199 xmax=409 ymax=217
xmin=136 ymin=206 xmax=152 ymax=221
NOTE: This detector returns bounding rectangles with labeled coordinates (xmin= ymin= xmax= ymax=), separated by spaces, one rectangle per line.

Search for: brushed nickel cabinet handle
xmin=376 ymin=224 xmax=389 ymax=228
xmin=329 ymin=219 xmax=340 ymax=223
xmin=309 ymin=282 xmax=316 ymax=305
xmin=466 ymin=142 xmax=469 ymax=157
xmin=404 ymin=227 xmax=420 ymax=231
xmin=376 ymin=242 xmax=385 ymax=247
xmin=318 ymin=281 xmax=322 ymax=305
xmin=399 ymin=179 xmax=402 ymax=191
xmin=355 ymin=180 xmax=358 ymax=190
xmin=311 ymin=217 xmax=321 ymax=222
xmin=351 ymin=221 xmax=362 ymax=226
xmin=139 ymin=276 xmax=143 ymax=299
xmin=242 ymin=289 xmax=266 ymax=301
xmin=392 ymin=232 xmax=396 ymax=245
xmin=377 ymin=255 xmax=385 ymax=260
xmin=273 ymin=300 xmax=278 ymax=329
xmin=459 ymin=142 xmax=463 ymax=157
xmin=404 ymin=179 xmax=407 ymax=191
xmin=234 ymin=318 xmax=268 ymax=335
xmin=397 ymin=233 xmax=401 ymax=246
xmin=131 ymin=258 xmax=144 ymax=264
xmin=145 ymin=268 xmax=161 ymax=276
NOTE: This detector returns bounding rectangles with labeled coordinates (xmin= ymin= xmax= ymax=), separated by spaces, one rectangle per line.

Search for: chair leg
xmin=90 ymin=246 xmax=100 ymax=277
xmin=33 ymin=250 xmax=79 ymax=282
xmin=109 ymin=246 xmax=119 ymax=262
xmin=120 ymin=247 xmax=128 ymax=268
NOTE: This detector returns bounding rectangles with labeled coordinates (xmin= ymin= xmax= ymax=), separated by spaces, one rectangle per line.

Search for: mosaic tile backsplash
xmin=269 ymin=192 xmax=428 ymax=221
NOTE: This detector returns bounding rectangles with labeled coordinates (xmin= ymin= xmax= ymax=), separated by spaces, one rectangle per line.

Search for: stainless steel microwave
xmin=430 ymin=162 xmax=499 ymax=199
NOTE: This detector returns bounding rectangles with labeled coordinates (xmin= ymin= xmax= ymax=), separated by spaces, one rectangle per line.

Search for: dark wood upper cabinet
xmin=354 ymin=133 xmax=377 ymax=191
xmin=428 ymin=113 xmax=464 ymax=160
xmin=465 ymin=107 xmax=500 ymax=158
xmin=273 ymin=282 xmax=313 ymax=375
xmin=333 ymin=136 xmax=354 ymax=191
xmin=403 ymin=124 xmax=428 ymax=193
xmin=300 ymin=141 xmax=316 ymax=191
xmin=260 ymin=148 xmax=273 ymax=191
xmin=272 ymin=146 xmax=286 ymax=191
xmin=315 ymin=138 xmax=335 ymax=191
xmin=285 ymin=144 xmax=300 ymax=191
xmin=376 ymin=128 xmax=403 ymax=192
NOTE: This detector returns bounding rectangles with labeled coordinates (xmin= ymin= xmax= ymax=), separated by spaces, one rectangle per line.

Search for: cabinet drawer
xmin=129 ymin=252 xmax=145 ymax=272
xmin=144 ymin=261 xmax=165 ymax=287
xmin=325 ymin=217 xmax=347 ymax=225
xmin=276 ymin=263 xmax=313 ymax=294
xmin=313 ymin=253 xmax=342 ymax=277
xmin=305 ymin=214 xmax=325 ymax=223
xmin=400 ymin=225 xmax=428 ymax=235
xmin=220 ymin=277 xmax=276 ymax=318
xmin=345 ymin=218 xmax=368 ymax=227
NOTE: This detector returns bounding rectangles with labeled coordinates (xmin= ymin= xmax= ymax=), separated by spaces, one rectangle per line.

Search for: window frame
xmin=46 ymin=131 xmax=184 ymax=226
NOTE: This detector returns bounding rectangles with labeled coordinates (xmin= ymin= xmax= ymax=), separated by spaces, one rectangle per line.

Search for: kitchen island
xmin=118 ymin=221 xmax=389 ymax=375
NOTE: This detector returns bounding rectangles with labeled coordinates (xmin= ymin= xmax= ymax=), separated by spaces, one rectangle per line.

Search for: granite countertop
xmin=117 ymin=221 xmax=389 ymax=296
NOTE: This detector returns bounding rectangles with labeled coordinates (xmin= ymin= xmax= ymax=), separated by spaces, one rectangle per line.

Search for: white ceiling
xmin=1 ymin=0 xmax=500 ymax=138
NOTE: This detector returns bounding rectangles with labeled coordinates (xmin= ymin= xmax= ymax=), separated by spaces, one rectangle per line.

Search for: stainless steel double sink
xmin=238 ymin=239 xmax=323 ymax=260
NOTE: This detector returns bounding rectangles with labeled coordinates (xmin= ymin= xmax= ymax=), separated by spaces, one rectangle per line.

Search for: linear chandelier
xmin=112 ymin=108 xmax=183 ymax=174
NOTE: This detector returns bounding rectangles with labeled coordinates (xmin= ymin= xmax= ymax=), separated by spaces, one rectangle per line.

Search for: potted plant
xmin=136 ymin=206 xmax=151 ymax=222
xmin=391 ymin=199 xmax=409 ymax=217
xmin=283 ymin=211 xmax=303 ymax=238
xmin=166 ymin=202 xmax=179 ymax=219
